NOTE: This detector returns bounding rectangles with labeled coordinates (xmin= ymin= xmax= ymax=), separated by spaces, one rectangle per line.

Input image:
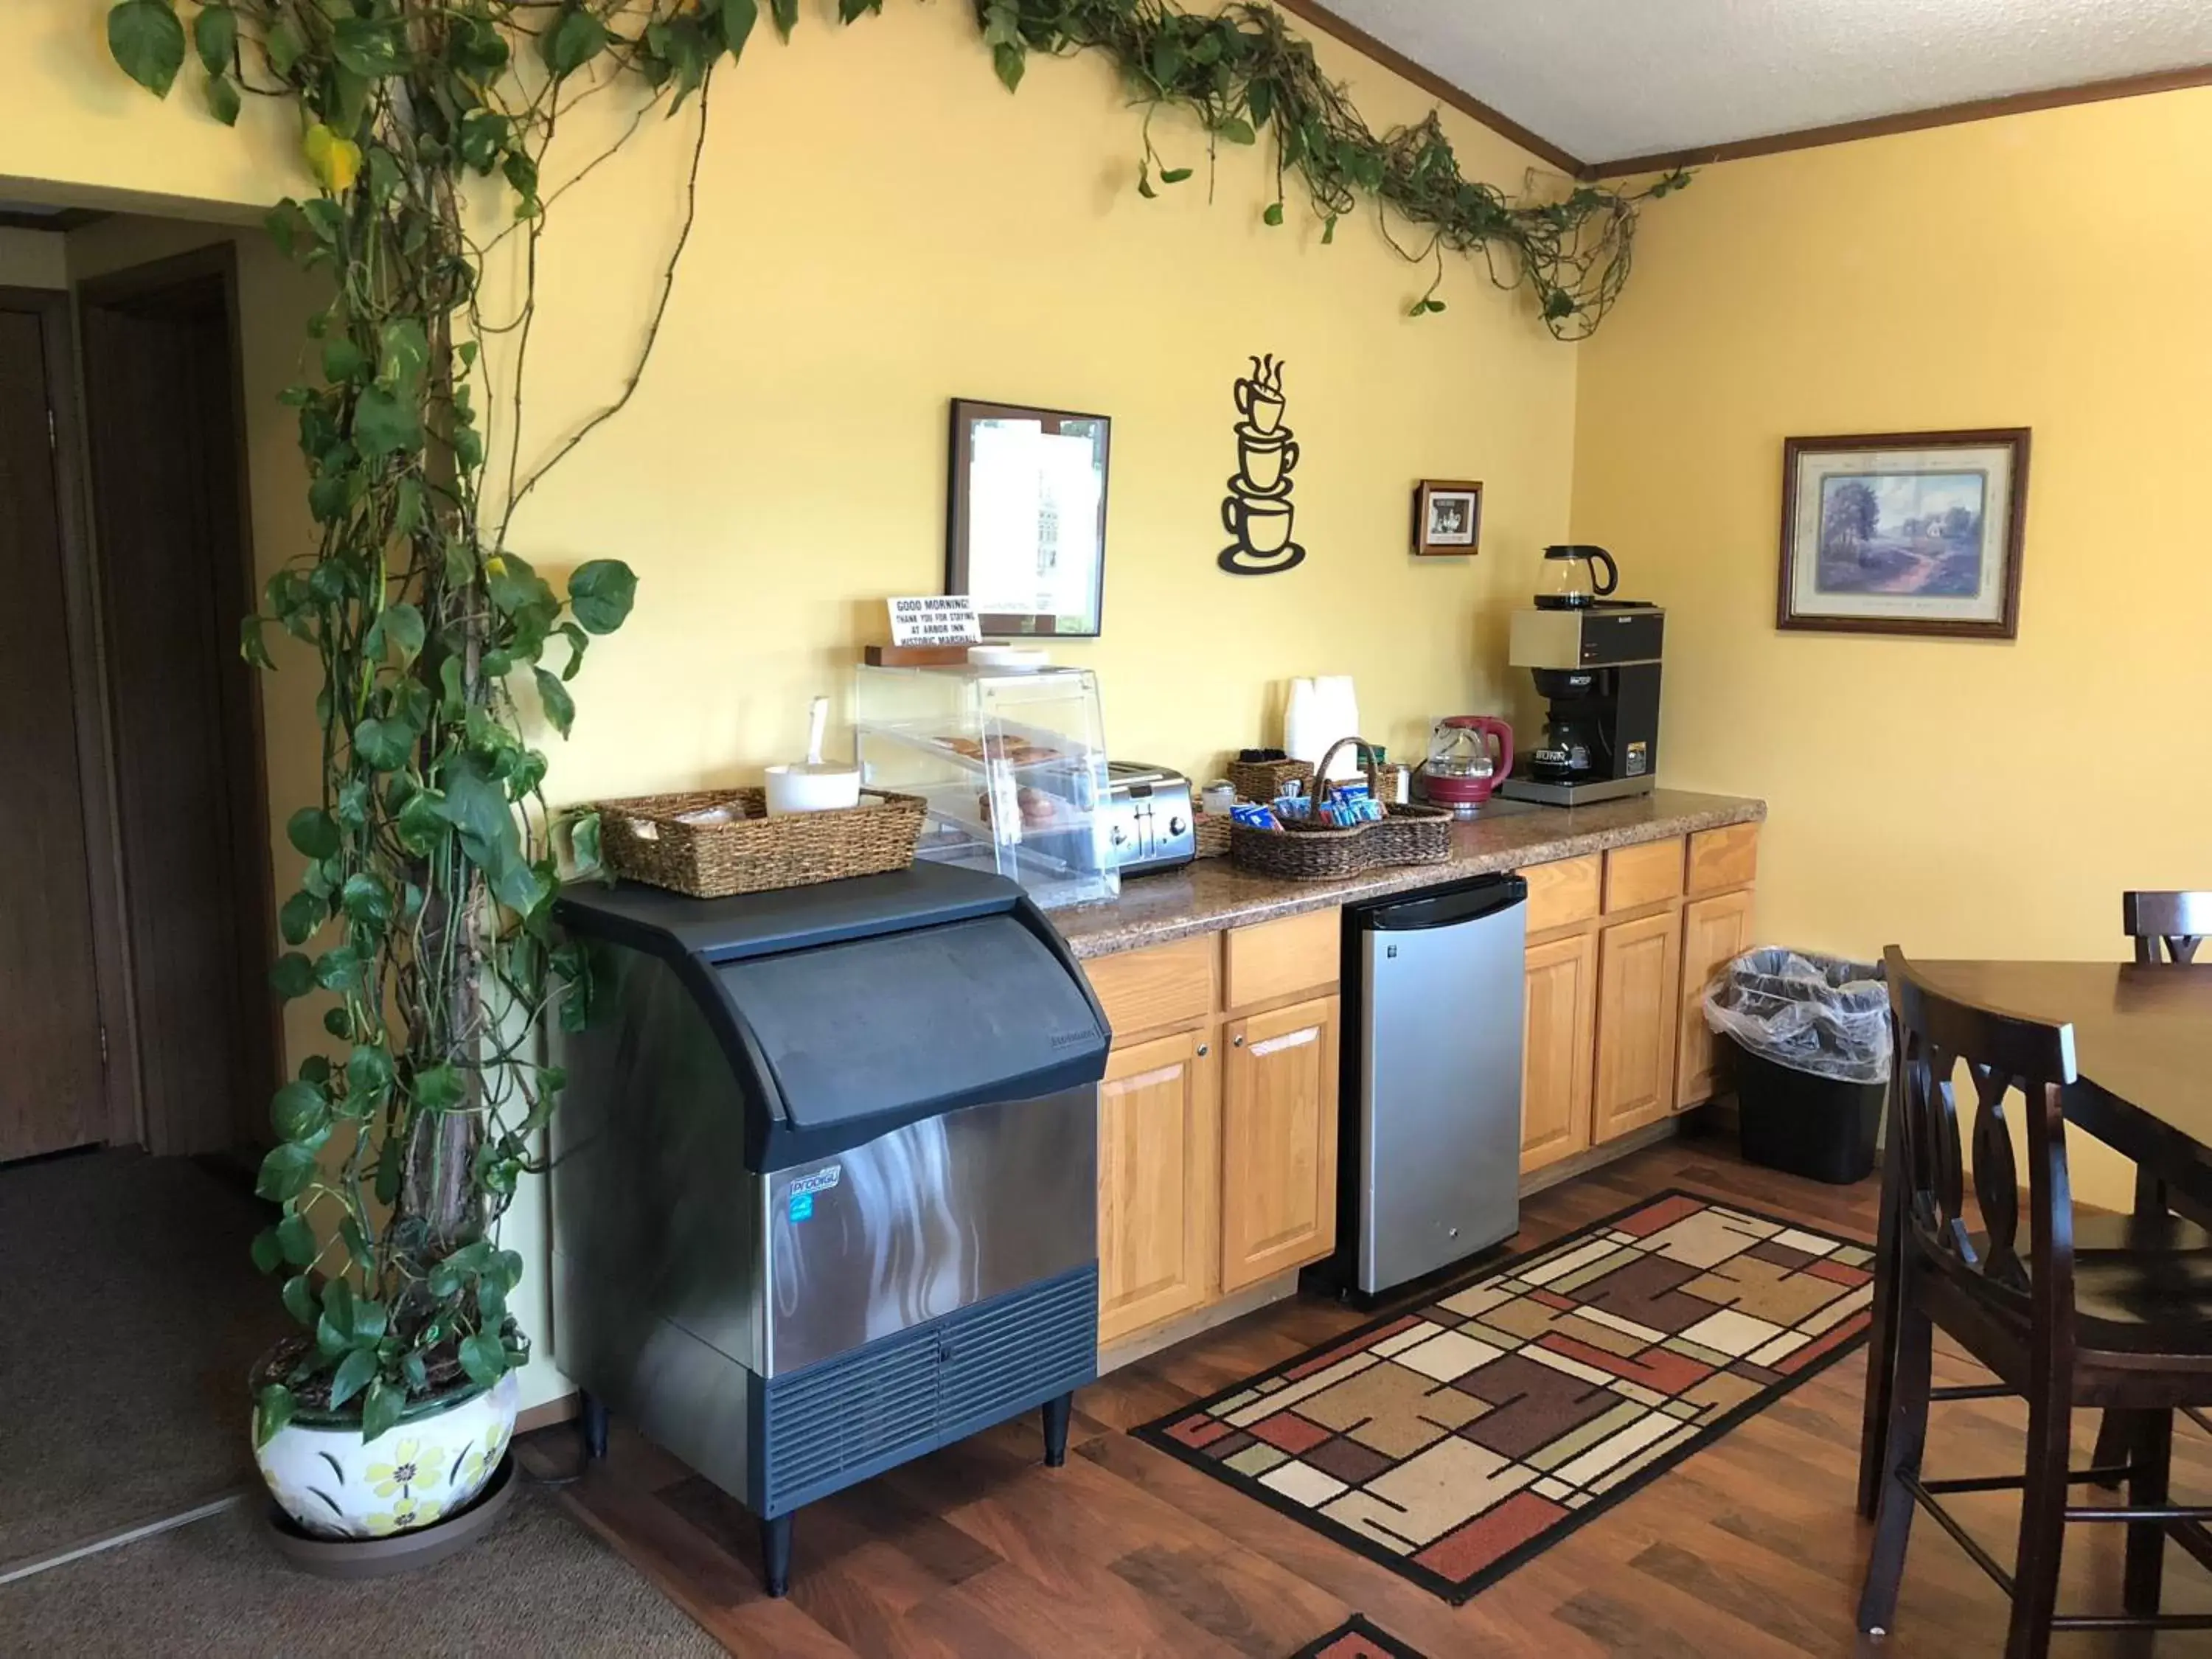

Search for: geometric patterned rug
xmin=1139 ymin=1191 xmax=1874 ymax=1604
xmin=1286 ymin=1614 xmax=1428 ymax=1657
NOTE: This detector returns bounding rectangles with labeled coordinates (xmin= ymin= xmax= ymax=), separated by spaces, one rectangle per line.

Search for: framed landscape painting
xmin=1777 ymin=428 xmax=2031 ymax=639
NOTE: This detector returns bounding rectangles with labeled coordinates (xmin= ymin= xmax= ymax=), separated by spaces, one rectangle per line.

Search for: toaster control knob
xmin=1169 ymin=815 xmax=1187 ymax=837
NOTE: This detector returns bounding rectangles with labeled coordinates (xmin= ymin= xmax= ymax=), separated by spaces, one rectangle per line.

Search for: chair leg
xmin=2124 ymin=1408 xmax=2172 ymax=1618
xmin=2089 ymin=1410 xmax=2130 ymax=1491
xmin=2005 ymin=1390 xmax=2072 ymax=1659
xmin=1857 ymin=1279 xmax=1934 ymax=1637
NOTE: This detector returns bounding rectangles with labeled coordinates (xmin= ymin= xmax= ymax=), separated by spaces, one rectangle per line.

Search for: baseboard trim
xmin=1519 ymin=1118 xmax=1680 ymax=1199
xmin=1099 ymin=1270 xmax=1303 ymax=1374
xmin=516 ymin=1393 xmax=580 ymax=1434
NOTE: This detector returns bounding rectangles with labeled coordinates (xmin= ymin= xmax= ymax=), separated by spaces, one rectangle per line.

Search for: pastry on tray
xmin=941 ymin=734 xmax=1065 ymax=767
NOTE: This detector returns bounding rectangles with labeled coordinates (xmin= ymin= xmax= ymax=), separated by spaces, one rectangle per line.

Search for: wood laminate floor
xmin=515 ymin=1133 xmax=2212 ymax=1656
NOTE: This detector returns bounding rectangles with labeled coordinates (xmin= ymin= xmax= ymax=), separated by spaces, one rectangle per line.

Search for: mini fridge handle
xmin=1357 ymin=874 xmax=1528 ymax=933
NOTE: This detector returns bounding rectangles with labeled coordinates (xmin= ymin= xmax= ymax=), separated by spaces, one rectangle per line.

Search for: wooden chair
xmin=1859 ymin=947 xmax=2212 ymax=1658
xmin=2125 ymin=889 xmax=2211 ymax=965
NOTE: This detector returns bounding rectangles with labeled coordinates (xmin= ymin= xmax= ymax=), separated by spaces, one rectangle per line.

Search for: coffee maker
xmin=1497 ymin=604 xmax=1663 ymax=806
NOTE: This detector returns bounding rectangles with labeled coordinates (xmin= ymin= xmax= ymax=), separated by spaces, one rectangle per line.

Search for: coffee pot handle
xmin=1588 ymin=547 xmax=1618 ymax=596
xmin=1475 ymin=717 xmax=1513 ymax=779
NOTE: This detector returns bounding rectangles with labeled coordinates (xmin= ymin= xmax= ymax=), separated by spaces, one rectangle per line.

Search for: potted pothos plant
xmin=101 ymin=0 xmax=1675 ymax=1550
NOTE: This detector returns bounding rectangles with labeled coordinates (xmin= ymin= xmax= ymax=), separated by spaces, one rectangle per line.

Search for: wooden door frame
xmin=75 ymin=240 xmax=281 ymax=1155
xmin=0 ymin=283 xmax=142 ymax=1149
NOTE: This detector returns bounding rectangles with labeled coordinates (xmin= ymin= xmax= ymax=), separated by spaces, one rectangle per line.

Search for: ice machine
xmin=549 ymin=863 xmax=1110 ymax=1596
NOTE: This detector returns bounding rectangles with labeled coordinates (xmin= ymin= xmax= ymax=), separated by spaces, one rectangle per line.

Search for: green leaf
xmin=270 ymin=951 xmax=315 ymax=1000
xmin=1217 ymin=117 xmax=1256 ymax=146
xmin=276 ymin=1210 xmax=318 ymax=1267
xmin=352 ymin=386 xmax=422 ymax=458
xmin=1150 ymin=34 xmax=1183 ymax=87
xmin=250 ymin=1225 xmax=282 ymax=1275
xmin=350 ymin=1296 xmax=389 ymax=1346
xmin=459 ymin=1330 xmax=507 ymax=1391
xmin=1248 ymin=79 xmax=1274 ymax=128
xmin=288 ymin=807 xmax=341 ymax=860
xmin=992 ymin=41 xmax=1023 ymax=91
xmin=394 ymin=788 xmax=448 ymax=855
xmin=282 ymin=1274 xmax=316 ymax=1327
xmin=313 ymin=947 xmax=366 ymax=994
xmin=254 ymin=1382 xmax=296 ymax=1447
xmin=322 ymin=1005 xmax=352 ymax=1040
xmin=264 ymin=17 xmax=304 ymax=78
xmin=340 ymin=873 xmax=392 ymax=931
xmin=278 ymin=889 xmax=324 ymax=946
xmin=1263 ymin=201 xmax=1285 ymax=227
xmin=557 ymin=622 xmax=590 ymax=680
xmin=239 ymin=615 xmax=275 ymax=670
xmin=352 ymin=717 xmax=414 ymax=772
xmin=319 ymin=1278 xmax=355 ymax=1345
xmin=771 ymin=0 xmax=799 ymax=39
xmin=1321 ymin=215 xmax=1338 ymax=246
xmin=330 ymin=17 xmax=403 ymax=78
xmin=568 ymin=811 xmax=605 ymax=880
xmin=346 ymin=1043 xmax=394 ymax=1107
xmin=401 ymin=1351 xmax=428 ymax=1393
xmin=192 ymin=4 xmax=236 ymax=74
xmin=534 ymin=668 xmax=575 ymax=738
xmin=321 ymin=337 xmax=364 ymax=384
xmin=256 ymin=1139 xmax=320 ymax=1203
xmin=373 ymin=1137 xmax=403 ymax=1207
xmin=1158 ymin=167 xmax=1193 ymax=184
xmin=361 ymin=1376 xmax=404 ymax=1443
xmin=108 ymin=1 xmax=187 ymax=98
xmin=720 ymin=0 xmax=758 ymax=55
xmin=378 ymin=318 xmax=430 ymax=392
xmin=368 ymin=602 xmax=425 ymax=666
xmin=340 ymin=1216 xmax=372 ymax=1270
xmin=413 ymin=1064 xmax=466 ymax=1112
xmin=203 ymin=70 xmax=240 ymax=127
xmin=270 ymin=1080 xmax=330 ymax=1143
xmin=327 ymin=1347 xmax=377 ymax=1411
xmin=540 ymin=6 xmax=609 ymax=77
xmin=567 ymin=559 xmax=638 ymax=634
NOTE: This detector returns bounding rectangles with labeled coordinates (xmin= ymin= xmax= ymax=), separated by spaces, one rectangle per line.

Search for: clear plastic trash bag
xmin=1703 ymin=948 xmax=1891 ymax=1085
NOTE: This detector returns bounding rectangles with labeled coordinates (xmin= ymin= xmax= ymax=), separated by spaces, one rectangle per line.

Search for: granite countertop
xmin=1052 ymin=789 xmax=1765 ymax=959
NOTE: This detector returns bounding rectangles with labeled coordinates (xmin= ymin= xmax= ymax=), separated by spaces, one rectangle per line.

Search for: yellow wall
xmin=16 ymin=2 xmax=1589 ymax=1408
xmin=1570 ymin=86 xmax=2212 ymax=1210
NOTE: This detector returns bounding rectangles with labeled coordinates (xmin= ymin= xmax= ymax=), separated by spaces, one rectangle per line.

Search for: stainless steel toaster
xmin=1102 ymin=762 xmax=1195 ymax=876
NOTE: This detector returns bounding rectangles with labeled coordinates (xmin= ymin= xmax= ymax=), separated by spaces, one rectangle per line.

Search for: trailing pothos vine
xmin=100 ymin=0 xmax=1678 ymax=1458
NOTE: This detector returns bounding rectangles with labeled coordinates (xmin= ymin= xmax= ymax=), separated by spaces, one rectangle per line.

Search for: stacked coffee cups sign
xmin=1218 ymin=354 xmax=1306 ymax=575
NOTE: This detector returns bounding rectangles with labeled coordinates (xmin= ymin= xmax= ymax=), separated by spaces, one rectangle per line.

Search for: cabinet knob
xmin=1232 ymin=1034 xmax=1245 ymax=1047
xmin=1196 ymin=1043 xmax=1209 ymax=1057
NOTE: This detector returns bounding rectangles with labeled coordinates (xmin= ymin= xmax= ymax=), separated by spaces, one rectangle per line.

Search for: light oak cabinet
xmin=1085 ymin=917 xmax=1341 ymax=1346
xmin=1520 ymin=930 xmax=1596 ymax=1173
xmin=1096 ymin=1029 xmax=1218 ymax=1343
xmin=1676 ymin=888 xmax=1756 ymax=1111
xmin=1220 ymin=995 xmax=1340 ymax=1294
xmin=1593 ymin=906 xmax=1683 ymax=1141
xmin=1516 ymin=820 xmax=1761 ymax=1172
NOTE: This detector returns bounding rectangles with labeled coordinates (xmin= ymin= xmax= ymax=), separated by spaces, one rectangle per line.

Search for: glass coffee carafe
xmin=1536 ymin=544 xmax=1619 ymax=610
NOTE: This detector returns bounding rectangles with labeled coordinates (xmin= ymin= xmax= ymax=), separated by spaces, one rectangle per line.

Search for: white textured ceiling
xmin=1316 ymin=0 xmax=2212 ymax=164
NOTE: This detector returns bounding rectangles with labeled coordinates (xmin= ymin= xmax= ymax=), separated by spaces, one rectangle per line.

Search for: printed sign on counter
xmin=887 ymin=595 xmax=981 ymax=647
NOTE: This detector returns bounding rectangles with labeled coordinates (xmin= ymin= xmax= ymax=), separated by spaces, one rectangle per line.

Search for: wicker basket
xmin=1192 ymin=811 xmax=1233 ymax=860
xmin=597 ymin=787 xmax=926 ymax=898
xmin=1228 ymin=739 xmax=1453 ymax=883
xmin=1225 ymin=756 xmax=1315 ymax=803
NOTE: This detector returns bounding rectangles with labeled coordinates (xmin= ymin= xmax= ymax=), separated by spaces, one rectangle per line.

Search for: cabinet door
xmin=1593 ymin=908 xmax=1683 ymax=1141
xmin=1097 ymin=1029 xmax=1218 ymax=1343
xmin=1675 ymin=888 xmax=1755 ymax=1112
xmin=1220 ymin=995 xmax=1339 ymax=1293
xmin=1520 ymin=931 xmax=1596 ymax=1174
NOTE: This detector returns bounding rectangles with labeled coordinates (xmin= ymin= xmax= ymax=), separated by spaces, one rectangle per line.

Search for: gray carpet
xmin=0 ymin=1149 xmax=288 ymax=1568
xmin=0 ymin=1484 xmax=723 ymax=1656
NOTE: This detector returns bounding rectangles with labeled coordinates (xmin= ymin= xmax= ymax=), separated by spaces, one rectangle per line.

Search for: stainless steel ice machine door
xmin=1351 ymin=877 xmax=1526 ymax=1295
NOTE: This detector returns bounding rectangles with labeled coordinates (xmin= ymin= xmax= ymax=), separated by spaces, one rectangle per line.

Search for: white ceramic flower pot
xmin=253 ymin=1371 xmax=518 ymax=1540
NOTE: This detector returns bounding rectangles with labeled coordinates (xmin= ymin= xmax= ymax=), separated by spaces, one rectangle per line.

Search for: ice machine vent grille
xmin=759 ymin=1265 xmax=1097 ymax=1514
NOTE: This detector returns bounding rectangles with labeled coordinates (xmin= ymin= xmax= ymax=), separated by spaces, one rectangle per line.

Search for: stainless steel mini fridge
xmin=1321 ymin=874 xmax=1528 ymax=1300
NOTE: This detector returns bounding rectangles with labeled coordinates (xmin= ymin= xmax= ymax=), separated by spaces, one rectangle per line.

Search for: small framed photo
xmin=1778 ymin=428 xmax=2031 ymax=639
xmin=946 ymin=399 xmax=1110 ymax=638
xmin=1412 ymin=479 xmax=1481 ymax=557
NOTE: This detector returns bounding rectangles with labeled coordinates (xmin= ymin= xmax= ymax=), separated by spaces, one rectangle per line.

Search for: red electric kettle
xmin=1416 ymin=716 xmax=1514 ymax=810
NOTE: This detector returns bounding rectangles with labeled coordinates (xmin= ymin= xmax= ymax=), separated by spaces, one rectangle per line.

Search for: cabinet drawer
xmin=1520 ymin=854 xmax=1602 ymax=933
xmin=1604 ymin=837 xmax=1686 ymax=913
xmin=1223 ymin=908 xmax=1340 ymax=1012
xmin=1686 ymin=822 xmax=1760 ymax=896
xmin=1083 ymin=934 xmax=1216 ymax=1037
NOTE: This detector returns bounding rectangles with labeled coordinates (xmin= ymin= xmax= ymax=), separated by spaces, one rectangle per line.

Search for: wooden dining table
xmin=1856 ymin=959 xmax=2212 ymax=1518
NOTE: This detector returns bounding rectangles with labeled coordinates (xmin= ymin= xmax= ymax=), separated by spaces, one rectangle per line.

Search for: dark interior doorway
xmin=79 ymin=245 xmax=276 ymax=1159
xmin=0 ymin=288 xmax=110 ymax=1164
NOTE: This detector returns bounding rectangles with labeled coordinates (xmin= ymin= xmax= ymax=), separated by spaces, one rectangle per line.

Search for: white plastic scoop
xmin=765 ymin=696 xmax=862 ymax=815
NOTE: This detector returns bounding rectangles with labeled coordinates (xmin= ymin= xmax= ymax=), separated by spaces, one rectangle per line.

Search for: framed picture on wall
xmin=1777 ymin=428 xmax=2031 ymax=639
xmin=1412 ymin=479 xmax=1482 ymax=557
xmin=945 ymin=399 xmax=1110 ymax=638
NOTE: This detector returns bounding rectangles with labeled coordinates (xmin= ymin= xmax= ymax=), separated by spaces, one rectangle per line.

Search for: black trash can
xmin=1704 ymin=949 xmax=1890 ymax=1187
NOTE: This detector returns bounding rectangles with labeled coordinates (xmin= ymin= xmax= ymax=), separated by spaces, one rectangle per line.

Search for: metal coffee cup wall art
xmin=1218 ymin=354 xmax=1306 ymax=576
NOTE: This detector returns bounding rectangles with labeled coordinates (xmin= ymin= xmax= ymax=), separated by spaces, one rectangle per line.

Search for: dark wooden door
xmin=0 ymin=296 xmax=108 ymax=1162
xmin=81 ymin=252 xmax=274 ymax=1157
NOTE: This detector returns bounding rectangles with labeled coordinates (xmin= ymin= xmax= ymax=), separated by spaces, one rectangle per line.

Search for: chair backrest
xmin=2124 ymin=890 xmax=2211 ymax=964
xmin=1883 ymin=947 xmax=2079 ymax=1319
